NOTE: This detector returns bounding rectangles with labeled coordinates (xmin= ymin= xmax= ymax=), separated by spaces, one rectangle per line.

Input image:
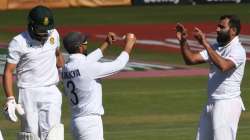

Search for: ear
xmin=79 ymin=44 xmax=87 ymax=54
xmin=82 ymin=45 xmax=87 ymax=52
xmin=230 ymin=27 xmax=237 ymax=36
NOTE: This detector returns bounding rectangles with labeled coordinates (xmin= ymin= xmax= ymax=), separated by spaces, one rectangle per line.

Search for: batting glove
xmin=3 ymin=96 xmax=25 ymax=122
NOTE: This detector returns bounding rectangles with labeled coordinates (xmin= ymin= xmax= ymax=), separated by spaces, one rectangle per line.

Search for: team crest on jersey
xmin=43 ymin=17 xmax=49 ymax=26
xmin=50 ymin=37 xmax=55 ymax=45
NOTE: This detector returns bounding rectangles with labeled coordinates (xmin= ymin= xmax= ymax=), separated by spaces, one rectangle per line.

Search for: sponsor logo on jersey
xmin=50 ymin=37 xmax=54 ymax=45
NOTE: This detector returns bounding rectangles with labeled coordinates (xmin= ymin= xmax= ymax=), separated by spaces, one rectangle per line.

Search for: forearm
xmin=124 ymin=41 xmax=134 ymax=54
xmin=205 ymin=46 xmax=231 ymax=71
xmin=99 ymin=41 xmax=109 ymax=53
xmin=3 ymin=70 xmax=24 ymax=122
xmin=88 ymin=38 xmax=110 ymax=61
xmin=56 ymin=50 xmax=64 ymax=68
xmin=180 ymin=40 xmax=198 ymax=64
xmin=86 ymin=41 xmax=108 ymax=61
xmin=3 ymin=71 xmax=14 ymax=97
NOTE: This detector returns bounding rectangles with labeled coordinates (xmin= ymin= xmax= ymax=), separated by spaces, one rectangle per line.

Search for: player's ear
xmin=230 ymin=27 xmax=237 ymax=36
xmin=79 ymin=44 xmax=87 ymax=55
xmin=80 ymin=44 xmax=87 ymax=51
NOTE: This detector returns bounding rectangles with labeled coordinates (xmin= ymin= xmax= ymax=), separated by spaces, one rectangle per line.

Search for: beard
xmin=216 ymin=30 xmax=231 ymax=46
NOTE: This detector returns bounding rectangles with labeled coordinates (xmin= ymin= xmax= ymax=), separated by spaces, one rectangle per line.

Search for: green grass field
xmin=0 ymin=4 xmax=250 ymax=140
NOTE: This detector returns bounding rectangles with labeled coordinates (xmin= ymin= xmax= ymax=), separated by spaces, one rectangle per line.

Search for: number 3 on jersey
xmin=67 ymin=80 xmax=79 ymax=105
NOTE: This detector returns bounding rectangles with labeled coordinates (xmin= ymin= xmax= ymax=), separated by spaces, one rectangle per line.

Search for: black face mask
xmin=216 ymin=29 xmax=230 ymax=46
xmin=32 ymin=33 xmax=49 ymax=44
xmin=28 ymin=24 xmax=49 ymax=43
xmin=33 ymin=31 xmax=49 ymax=43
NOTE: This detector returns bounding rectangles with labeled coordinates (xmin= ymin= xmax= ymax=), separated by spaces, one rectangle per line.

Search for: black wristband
xmin=179 ymin=39 xmax=187 ymax=46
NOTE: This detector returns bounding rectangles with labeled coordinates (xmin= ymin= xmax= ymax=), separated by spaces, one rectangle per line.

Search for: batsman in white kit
xmin=0 ymin=130 xmax=3 ymax=140
xmin=176 ymin=15 xmax=246 ymax=140
xmin=61 ymin=31 xmax=136 ymax=140
xmin=3 ymin=5 xmax=64 ymax=140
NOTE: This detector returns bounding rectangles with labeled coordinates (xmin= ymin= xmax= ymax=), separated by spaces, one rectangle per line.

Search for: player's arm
xmin=3 ymin=62 xmax=24 ymax=122
xmin=90 ymin=33 xmax=136 ymax=79
xmin=176 ymin=23 xmax=206 ymax=65
xmin=4 ymin=39 xmax=20 ymax=98
xmin=3 ymin=63 xmax=16 ymax=98
xmin=87 ymin=32 xmax=116 ymax=61
xmin=56 ymin=48 xmax=64 ymax=68
xmin=54 ymin=29 xmax=64 ymax=68
xmin=179 ymin=40 xmax=205 ymax=65
xmin=193 ymin=27 xmax=235 ymax=72
xmin=3 ymin=40 xmax=25 ymax=122
xmin=99 ymin=32 xmax=115 ymax=53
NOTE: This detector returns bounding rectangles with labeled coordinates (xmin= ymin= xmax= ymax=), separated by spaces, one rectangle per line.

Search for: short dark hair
xmin=63 ymin=32 xmax=88 ymax=54
xmin=220 ymin=15 xmax=241 ymax=35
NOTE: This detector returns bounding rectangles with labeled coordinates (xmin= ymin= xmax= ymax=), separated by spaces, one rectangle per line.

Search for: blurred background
xmin=0 ymin=0 xmax=250 ymax=140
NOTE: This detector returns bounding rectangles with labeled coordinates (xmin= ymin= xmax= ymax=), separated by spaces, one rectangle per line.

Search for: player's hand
xmin=124 ymin=33 xmax=136 ymax=48
xmin=193 ymin=27 xmax=209 ymax=47
xmin=176 ymin=23 xmax=188 ymax=41
xmin=4 ymin=96 xmax=18 ymax=122
xmin=106 ymin=32 xmax=117 ymax=45
xmin=3 ymin=96 xmax=25 ymax=122
xmin=124 ymin=33 xmax=136 ymax=54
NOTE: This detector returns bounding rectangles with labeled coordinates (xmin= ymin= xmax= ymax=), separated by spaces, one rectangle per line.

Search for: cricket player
xmin=0 ymin=130 xmax=3 ymax=140
xmin=3 ymin=5 xmax=64 ymax=140
xmin=176 ymin=15 xmax=246 ymax=140
xmin=61 ymin=32 xmax=136 ymax=140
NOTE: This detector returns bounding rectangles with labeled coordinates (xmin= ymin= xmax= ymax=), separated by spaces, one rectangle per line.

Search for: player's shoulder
xmin=227 ymin=42 xmax=246 ymax=62
xmin=231 ymin=41 xmax=245 ymax=54
xmin=50 ymin=29 xmax=60 ymax=38
xmin=230 ymin=36 xmax=245 ymax=51
xmin=12 ymin=31 xmax=28 ymax=43
xmin=9 ymin=31 xmax=29 ymax=50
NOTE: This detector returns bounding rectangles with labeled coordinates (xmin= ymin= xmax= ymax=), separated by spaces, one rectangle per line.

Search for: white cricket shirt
xmin=7 ymin=29 xmax=60 ymax=88
xmin=200 ymin=36 xmax=246 ymax=99
xmin=62 ymin=49 xmax=129 ymax=118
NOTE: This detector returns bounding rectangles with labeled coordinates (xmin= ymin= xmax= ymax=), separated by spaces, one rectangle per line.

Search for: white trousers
xmin=196 ymin=97 xmax=244 ymax=140
xmin=0 ymin=130 xmax=3 ymax=140
xmin=71 ymin=115 xmax=104 ymax=140
xmin=18 ymin=85 xmax=62 ymax=140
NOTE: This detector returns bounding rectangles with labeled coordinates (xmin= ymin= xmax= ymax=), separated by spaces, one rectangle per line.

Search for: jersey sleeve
xmin=199 ymin=44 xmax=217 ymax=62
xmin=225 ymin=46 xmax=246 ymax=68
xmin=88 ymin=51 xmax=129 ymax=79
xmin=86 ymin=48 xmax=103 ymax=62
xmin=7 ymin=39 xmax=22 ymax=64
xmin=52 ymin=29 xmax=60 ymax=48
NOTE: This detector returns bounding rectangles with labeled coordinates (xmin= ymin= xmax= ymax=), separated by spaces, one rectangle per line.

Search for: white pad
xmin=17 ymin=132 xmax=39 ymax=140
xmin=0 ymin=130 xmax=4 ymax=140
xmin=47 ymin=124 xmax=64 ymax=140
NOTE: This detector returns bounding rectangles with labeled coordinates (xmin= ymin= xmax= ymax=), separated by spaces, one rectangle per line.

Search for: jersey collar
xmin=224 ymin=36 xmax=239 ymax=48
xmin=25 ymin=30 xmax=54 ymax=47
xmin=69 ymin=53 xmax=86 ymax=60
xmin=25 ymin=31 xmax=44 ymax=47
